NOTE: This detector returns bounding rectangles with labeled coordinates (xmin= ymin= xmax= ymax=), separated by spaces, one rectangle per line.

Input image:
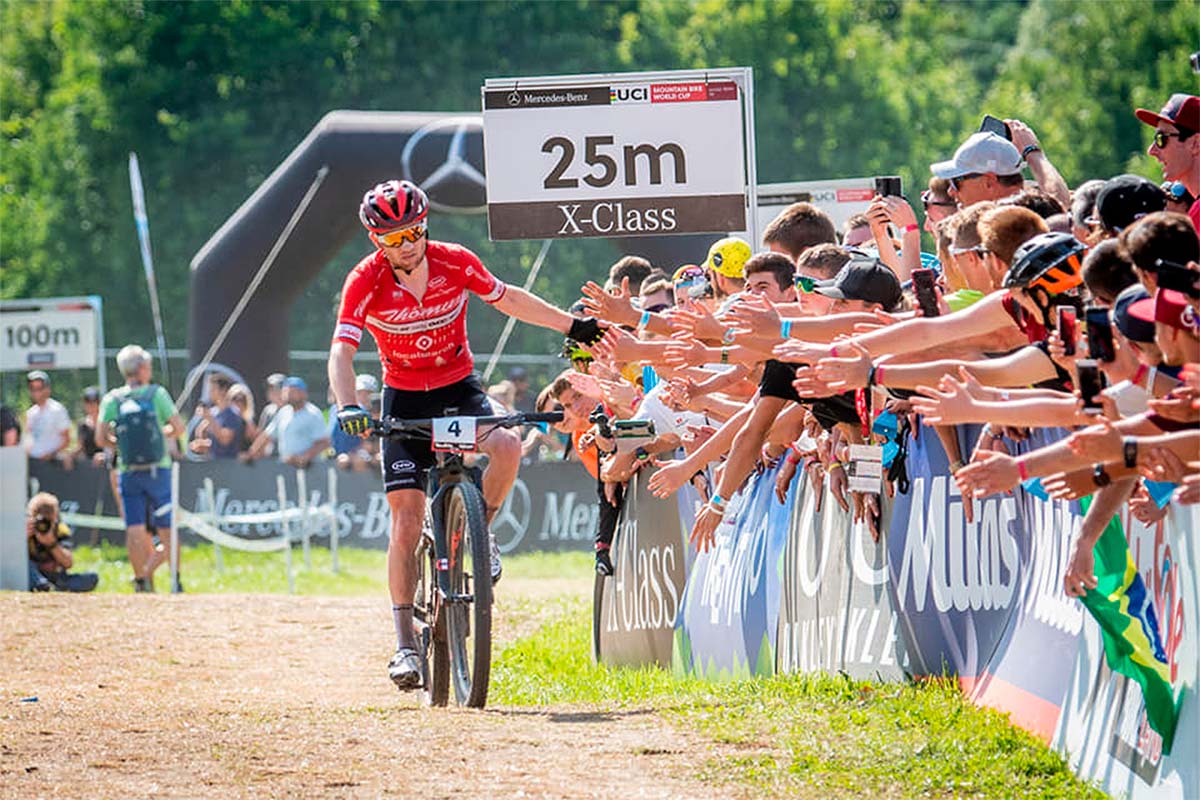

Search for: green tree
xmin=984 ymin=0 xmax=1199 ymax=185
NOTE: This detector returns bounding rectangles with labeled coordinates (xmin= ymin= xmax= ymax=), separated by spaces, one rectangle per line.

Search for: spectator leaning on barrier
xmin=197 ymin=373 xmax=244 ymax=460
xmin=227 ymin=383 xmax=258 ymax=451
xmin=245 ymin=376 xmax=329 ymax=468
xmin=96 ymin=345 xmax=185 ymax=593
xmin=257 ymin=372 xmax=286 ymax=440
xmin=26 ymin=491 xmax=98 ymax=593
xmin=73 ymin=386 xmax=106 ymax=465
xmin=1 ymin=403 xmax=20 ymax=446
xmin=508 ymin=366 xmax=536 ymax=414
xmin=23 ymin=370 xmax=71 ymax=463
xmin=1136 ymin=93 xmax=1200 ymax=240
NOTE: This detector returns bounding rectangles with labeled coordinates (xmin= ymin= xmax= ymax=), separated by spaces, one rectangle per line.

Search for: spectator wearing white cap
xmin=244 ymin=376 xmax=329 ymax=468
xmin=23 ymin=370 xmax=71 ymax=462
xmin=931 ymin=131 xmax=1026 ymax=209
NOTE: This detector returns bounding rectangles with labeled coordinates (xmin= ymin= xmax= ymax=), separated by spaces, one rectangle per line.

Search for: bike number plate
xmin=432 ymin=416 xmax=477 ymax=452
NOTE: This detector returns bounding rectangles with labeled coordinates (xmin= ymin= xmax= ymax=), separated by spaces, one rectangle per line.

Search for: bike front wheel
xmin=440 ymin=481 xmax=492 ymax=708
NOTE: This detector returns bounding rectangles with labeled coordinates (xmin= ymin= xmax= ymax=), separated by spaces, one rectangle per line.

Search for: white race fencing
xmin=58 ymin=462 xmax=340 ymax=593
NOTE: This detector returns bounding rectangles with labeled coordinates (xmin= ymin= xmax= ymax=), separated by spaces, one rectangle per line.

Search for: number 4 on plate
xmin=432 ymin=416 xmax=477 ymax=452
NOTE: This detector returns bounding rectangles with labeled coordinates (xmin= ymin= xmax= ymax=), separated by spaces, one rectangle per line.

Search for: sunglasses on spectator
xmin=377 ymin=225 xmax=427 ymax=247
xmin=947 ymin=174 xmax=982 ymax=193
xmin=794 ymin=275 xmax=817 ymax=294
xmin=948 ymin=244 xmax=988 ymax=257
xmin=673 ymin=266 xmax=705 ymax=284
xmin=643 ymin=303 xmax=671 ymax=314
xmin=920 ymin=189 xmax=956 ymax=209
xmin=1153 ymin=131 xmax=1184 ymax=149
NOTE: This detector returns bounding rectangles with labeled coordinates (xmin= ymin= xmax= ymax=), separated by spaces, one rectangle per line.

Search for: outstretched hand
xmin=814 ymin=339 xmax=873 ymax=390
xmin=955 ymin=449 xmax=1021 ymax=498
xmin=580 ymin=277 xmax=637 ymax=327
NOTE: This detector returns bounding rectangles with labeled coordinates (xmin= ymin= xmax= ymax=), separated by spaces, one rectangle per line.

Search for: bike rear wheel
xmin=440 ymin=481 xmax=492 ymax=708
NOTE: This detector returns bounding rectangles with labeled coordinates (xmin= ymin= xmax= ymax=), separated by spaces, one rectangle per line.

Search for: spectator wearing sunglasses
xmin=921 ymin=177 xmax=957 ymax=235
xmin=1136 ymin=93 xmax=1200 ymax=242
xmin=931 ymin=132 xmax=1025 ymax=209
xmin=638 ymin=276 xmax=674 ymax=315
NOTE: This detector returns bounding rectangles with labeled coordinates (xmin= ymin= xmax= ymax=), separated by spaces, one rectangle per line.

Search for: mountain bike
xmin=371 ymin=410 xmax=563 ymax=708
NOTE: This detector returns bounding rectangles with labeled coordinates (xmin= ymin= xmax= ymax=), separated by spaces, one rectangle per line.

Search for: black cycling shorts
xmin=380 ymin=374 xmax=495 ymax=492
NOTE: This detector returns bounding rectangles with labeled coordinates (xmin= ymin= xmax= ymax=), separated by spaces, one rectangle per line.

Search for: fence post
xmin=328 ymin=466 xmax=339 ymax=575
xmin=297 ymin=467 xmax=311 ymax=571
xmin=170 ymin=463 xmax=180 ymax=594
xmin=277 ymin=474 xmax=293 ymax=594
xmin=204 ymin=477 xmax=224 ymax=575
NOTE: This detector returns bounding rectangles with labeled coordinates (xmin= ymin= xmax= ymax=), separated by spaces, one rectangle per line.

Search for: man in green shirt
xmin=96 ymin=345 xmax=185 ymax=593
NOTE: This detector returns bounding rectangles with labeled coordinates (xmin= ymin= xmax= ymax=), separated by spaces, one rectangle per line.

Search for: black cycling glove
xmin=567 ymin=317 xmax=606 ymax=345
xmin=337 ymin=404 xmax=371 ymax=436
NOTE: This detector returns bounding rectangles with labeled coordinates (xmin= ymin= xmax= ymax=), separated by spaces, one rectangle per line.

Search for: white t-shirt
xmin=633 ymin=384 xmax=709 ymax=441
xmin=266 ymin=402 xmax=329 ymax=460
xmin=25 ymin=398 xmax=71 ymax=458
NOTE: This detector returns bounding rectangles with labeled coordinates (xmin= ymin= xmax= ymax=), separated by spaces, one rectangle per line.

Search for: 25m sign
xmin=482 ymin=69 xmax=751 ymax=240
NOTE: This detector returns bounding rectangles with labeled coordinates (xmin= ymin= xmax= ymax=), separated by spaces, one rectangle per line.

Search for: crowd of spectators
xmin=529 ymin=94 xmax=1200 ymax=586
xmin=2 ymin=363 xmax=551 ymax=473
xmin=8 ymin=93 xmax=1198 ymax=601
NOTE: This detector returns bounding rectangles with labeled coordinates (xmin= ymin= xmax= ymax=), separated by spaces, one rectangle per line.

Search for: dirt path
xmin=0 ymin=585 xmax=731 ymax=799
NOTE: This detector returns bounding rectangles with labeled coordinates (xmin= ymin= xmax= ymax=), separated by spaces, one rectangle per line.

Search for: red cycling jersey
xmin=333 ymin=241 xmax=507 ymax=391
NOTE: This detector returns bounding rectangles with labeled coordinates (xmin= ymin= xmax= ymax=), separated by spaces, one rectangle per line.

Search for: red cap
xmin=1154 ymin=289 xmax=1199 ymax=333
xmin=1135 ymin=94 xmax=1200 ymax=135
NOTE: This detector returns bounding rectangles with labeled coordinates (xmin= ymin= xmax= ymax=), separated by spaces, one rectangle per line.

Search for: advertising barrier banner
xmin=776 ymin=468 xmax=906 ymax=680
xmin=673 ymin=462 xmax=792 ymax=679
xmin=965 ymin=428 xmax=1088 ymax=740
xmin=885 ymin=422 xmax=1020 ymax=680
xmin=596 ymin=472 xmax=691 ymax=668
xmin=1052 ymin=504 xmax=1198 ymax=799
xmin=28 ymin=458 xmax=596 ymax=555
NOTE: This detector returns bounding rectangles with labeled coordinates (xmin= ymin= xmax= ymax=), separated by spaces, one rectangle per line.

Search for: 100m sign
xmin=541 ymin=136 xmax=687 ymax=190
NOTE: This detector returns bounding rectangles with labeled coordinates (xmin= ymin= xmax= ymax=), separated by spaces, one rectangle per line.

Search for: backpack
xmin=115 ymin=384 xmax=165 ymax=468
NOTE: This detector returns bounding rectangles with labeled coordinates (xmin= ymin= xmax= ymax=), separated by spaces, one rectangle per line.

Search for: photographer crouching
xmin=27 ymin=492 xmax=98 ymax=593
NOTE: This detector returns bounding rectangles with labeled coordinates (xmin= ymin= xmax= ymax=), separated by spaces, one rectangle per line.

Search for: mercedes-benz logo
xmin=507 ymin=91 xmax=521 ymax=106
xmin=401 ymin=116 xmax=487 ymax=214
xmin=491 ymin=478 xmax=531 ymax=554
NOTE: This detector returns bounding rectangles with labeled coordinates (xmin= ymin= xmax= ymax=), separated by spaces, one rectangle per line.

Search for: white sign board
xmin=747 ymin=178 xmax=877 ymax=246
xmin=0 ymin=296 xmax=102 ymax=371
xmin=483 ymin=69 xmax=753 ymax=240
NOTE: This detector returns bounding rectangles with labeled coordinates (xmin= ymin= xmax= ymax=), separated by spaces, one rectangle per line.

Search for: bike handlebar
xmin=370 ymin=411 xmax=564 ymax=439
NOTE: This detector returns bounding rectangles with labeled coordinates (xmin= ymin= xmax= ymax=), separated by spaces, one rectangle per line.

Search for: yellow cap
xmin=704 ymin=237 xmax=752 ymax=279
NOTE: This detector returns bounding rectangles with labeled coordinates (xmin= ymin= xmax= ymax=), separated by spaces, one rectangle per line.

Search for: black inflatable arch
xmin=188 ymin=110 xmax=711 ymax=393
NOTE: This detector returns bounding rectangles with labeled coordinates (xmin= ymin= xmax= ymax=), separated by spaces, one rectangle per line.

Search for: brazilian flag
xmin=1080 ymin=497 xmax=1181 ymax=753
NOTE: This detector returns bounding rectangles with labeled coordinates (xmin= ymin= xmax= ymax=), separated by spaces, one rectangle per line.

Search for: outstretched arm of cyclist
xmin=492 ymin=286 xmax=603 ymax=342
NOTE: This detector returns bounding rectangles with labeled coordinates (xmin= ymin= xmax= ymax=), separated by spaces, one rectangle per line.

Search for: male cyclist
xmin=328 ymin=179 xmax=603 ymax=690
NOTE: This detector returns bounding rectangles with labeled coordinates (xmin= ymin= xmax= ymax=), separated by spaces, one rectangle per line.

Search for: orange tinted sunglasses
xmin=377 ymin=225 xmax=427 ymax=247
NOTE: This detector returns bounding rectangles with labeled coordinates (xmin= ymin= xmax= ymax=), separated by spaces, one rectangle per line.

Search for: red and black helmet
xmin=358 ymin=180 xmax=429 ymax=234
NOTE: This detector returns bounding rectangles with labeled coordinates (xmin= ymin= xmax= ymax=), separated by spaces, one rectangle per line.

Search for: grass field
xmin=64 ymin=544 xmax=1104 ymax=798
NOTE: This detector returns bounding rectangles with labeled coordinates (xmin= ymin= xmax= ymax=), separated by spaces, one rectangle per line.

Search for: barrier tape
xmin=176 ymin=508 xmax=290 ymax=553
xmin=62 ymin=504 xmax=337 ymax=553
